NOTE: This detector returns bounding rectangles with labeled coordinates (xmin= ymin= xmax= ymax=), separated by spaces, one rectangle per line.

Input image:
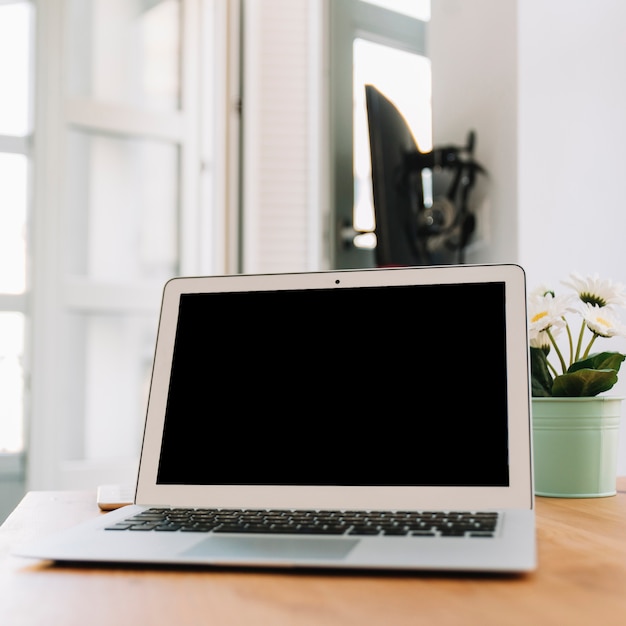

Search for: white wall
xmin=518 ymin=0 xmax=626 ymax=475
xmin=432 ymin=0 xmax=626 ymax=475
xmin=430 ymin=0 xmax=519 ymax=265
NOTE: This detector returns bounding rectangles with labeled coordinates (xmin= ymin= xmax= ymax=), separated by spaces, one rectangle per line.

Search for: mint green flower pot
xmin=532 ymin=397 xmax=623 ymax=498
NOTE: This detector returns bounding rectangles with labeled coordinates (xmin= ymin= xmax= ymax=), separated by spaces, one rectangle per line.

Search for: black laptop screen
xmin=156 ymin=281 xmax=510 ymax=487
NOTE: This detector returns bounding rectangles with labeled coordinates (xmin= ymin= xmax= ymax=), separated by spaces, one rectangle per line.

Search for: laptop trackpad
xmin=183 ymin=535 xmax=359 ymax=561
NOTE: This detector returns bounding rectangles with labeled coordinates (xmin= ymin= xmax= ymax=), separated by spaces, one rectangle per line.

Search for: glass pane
xmin=0 ymin=312 xmax=25 ymax=453
xmin=0 ymin=1 xmax=32 ymax=136
xmin=0 ymin=154 xmax=27 ymax=294
xmin=67 ymin=0 xmax=181 ymax=112
xmin=67 ymin=312 xmax=156 ymax=461
xmin=353 ymin=38 xmax=432 ymax=236
xmin=66 ymin=130 xmax=179 ymax=282
xmin=362 ymin=0 xmax=430 ymax=21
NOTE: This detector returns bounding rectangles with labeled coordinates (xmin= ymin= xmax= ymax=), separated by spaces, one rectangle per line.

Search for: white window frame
xmin=26 ymin=0 xmax=234 ymax=490
xmin=0 ymin=0 xmax=35 ymax=493
xmin=328 ymin=0 xmax=428 ymax=269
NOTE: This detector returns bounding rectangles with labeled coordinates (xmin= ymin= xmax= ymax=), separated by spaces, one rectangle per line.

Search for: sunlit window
xmin=66 ymin=0 xmax=181 ymax=112
xmin=0 ymin=0 xmax=33 ymax=455
xmin=65 ymin=131 xmax=179 ymax=281
xmin=61 ymin=0 xmax=184 ymax=467
xmin=1 ymin=0 xmax=218 ymax=489
xmin=0 ymin=2 xmax=31 ymax=136
xmin=361 ymin=0 xmax=430 ymax=21
xmin=0 ymin=313 xmax=25 ymax=453
xmin=0 ymin=154 xmax=27 ymax=294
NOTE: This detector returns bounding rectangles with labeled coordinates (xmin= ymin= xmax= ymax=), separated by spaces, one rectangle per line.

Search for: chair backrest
xmin=365 ymin=84 xmax=429 ymax=267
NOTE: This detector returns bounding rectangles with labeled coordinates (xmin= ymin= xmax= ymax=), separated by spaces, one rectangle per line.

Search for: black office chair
xmin=365 ymin=84 xmax=428 ymax=266
xmin=365 ymin=84 xmax=486 ymax=266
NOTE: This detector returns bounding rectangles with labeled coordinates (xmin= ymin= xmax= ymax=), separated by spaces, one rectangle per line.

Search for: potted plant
xmin=528 ymin=273 xmax=626 ymax=497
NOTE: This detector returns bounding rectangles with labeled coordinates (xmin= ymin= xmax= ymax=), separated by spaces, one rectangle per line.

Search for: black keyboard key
xmin=108 ymin=507 xmax=499 ymax=538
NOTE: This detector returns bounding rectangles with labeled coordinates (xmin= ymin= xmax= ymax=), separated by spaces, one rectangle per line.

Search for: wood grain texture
xmin=1 ymin=479 xmax=625 ymax=626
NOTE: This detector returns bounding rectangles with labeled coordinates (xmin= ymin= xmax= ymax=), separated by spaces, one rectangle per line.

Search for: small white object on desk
xmin=96 ymin=484 xmax=135 ymax=511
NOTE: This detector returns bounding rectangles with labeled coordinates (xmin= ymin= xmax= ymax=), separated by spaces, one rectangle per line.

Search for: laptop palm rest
xmin=182 ymin=535 xmax=359 ymax=561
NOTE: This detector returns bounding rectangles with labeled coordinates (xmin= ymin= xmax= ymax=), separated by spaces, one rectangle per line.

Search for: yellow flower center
xmin=597 ymin=316 xmax=610 ymax=328
xmin=531 ymin=311 xmax=548 ymax=324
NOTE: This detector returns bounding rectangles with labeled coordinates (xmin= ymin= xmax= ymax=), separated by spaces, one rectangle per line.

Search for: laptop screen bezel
xmin=135 ymin=264 xmax=533 ymax=511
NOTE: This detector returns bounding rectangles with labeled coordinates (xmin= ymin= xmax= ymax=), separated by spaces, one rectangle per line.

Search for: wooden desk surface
xmin=1 ymin=480 xmax=625 ymax=626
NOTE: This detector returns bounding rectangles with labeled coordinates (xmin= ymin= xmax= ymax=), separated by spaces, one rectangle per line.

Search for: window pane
xmin=0 ymin=2 xmax=32 ymax=136
xmin=0 ymin=312 xmax=24 ymax=453
xmin=67 ymin=0 xmax=181 ymax=112
xmin=353 ymin=38 xmax=432 ymax=235
xmin=66 ymin=312 xmax=156 ymax=461
xmin=361 ymin=0 xmax=430 ymax=21
xmin=0 ymin=154 xmax=27 ymax=294
xmin=66 ymin=130 xmax=179 ymax=282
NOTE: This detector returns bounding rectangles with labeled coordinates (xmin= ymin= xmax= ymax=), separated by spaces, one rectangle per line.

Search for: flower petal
xmin=581 ymin=302 xmax=626 ymax=338
xmin=527 ymin=291 xmax=575 ymax=335
xmin=562 ymin=272 xmax=626 ymax=308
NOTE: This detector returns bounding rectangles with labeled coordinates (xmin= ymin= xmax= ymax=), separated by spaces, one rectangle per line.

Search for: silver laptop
xmin=16 ymin=264 xmax=536 ymax=573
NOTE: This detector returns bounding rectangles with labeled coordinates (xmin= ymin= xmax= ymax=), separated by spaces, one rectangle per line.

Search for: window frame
xmin=328 ymin=0 xmax=428 ymax=269
xmin=25 ymin=0 xmax=233 ymax=490
xmin=0 ymin=0 xmax=34 ymax=473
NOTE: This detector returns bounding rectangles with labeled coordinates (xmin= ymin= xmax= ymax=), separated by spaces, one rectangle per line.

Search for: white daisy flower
xmin=581 ymin=303 xmax=626 ymax=338
xmin=562 ymin=272 xmax=626 ymax=308
xmin=529 ymin=273 xmax=626 ymax=396
xmin=527 ymin=292 xmax=573 ymax=336
xmin=529 ymin=329 xmax=551 ymax=350
xmin=529 ymin=284 xmax=555 ymax=299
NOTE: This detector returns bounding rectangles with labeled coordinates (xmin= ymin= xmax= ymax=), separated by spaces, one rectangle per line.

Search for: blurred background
xmin=2 ymin=0 xmax=626 ymax=521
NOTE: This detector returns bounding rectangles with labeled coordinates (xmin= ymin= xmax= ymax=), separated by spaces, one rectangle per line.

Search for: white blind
xmin=242 ymin=0 xmax=314 ymax=274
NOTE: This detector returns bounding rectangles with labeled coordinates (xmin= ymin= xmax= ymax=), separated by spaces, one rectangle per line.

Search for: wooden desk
xmin=1 ymin=480 xmax=625 ymax=626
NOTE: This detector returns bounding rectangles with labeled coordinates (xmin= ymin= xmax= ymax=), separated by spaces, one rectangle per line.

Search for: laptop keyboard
xmin=105 ymin=508 xmax=499 ymax=538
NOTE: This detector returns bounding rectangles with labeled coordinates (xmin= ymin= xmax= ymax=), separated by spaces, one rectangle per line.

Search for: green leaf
xmin=530 ymin=347 xmax=553 ymax=397
xmin=567 ymin=351 xmax=626 ymax=374
xmin=552 ymin=368 xmax=619 ymax=397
